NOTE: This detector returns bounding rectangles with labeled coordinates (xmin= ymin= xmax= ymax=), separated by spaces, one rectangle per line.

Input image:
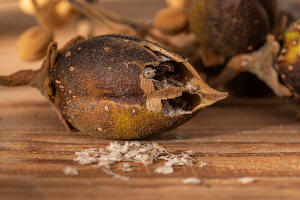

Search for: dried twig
xmin=67 ymin=0 xmax=179 ymax=50
xmin=211 ymin=35 xmax=292 ymax=97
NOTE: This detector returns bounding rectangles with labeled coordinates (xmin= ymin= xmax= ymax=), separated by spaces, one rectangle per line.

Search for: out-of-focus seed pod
xmin=53 ymin=0 xmax=74 ymax=27
xmin=19 ymin=0 xmax=50 ymax=15
xmin=277 ymin=20 xmax=300 ymax=103
xmin=166 ymin=0 xmax=194 ymax=9
xmin=39 ymin=0 xmax=75 ymax=28
xmin=190 ymin=0 xmax=278 ymax=57
xmin=1 ymin=35 xmax=227 ymax=139
xmin=17 ymin=26 xmax=53 ymax=61
xmin=77 ymin=18 xmax=93 ymax=38
xmin=155 ymin=7 xmax=188 ymax=35
xmin=19 ymin=0 xmax=74 ymax=28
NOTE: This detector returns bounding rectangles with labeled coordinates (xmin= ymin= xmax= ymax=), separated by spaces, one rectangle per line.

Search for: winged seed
xmin=73 ymin=141 xmax=199 ymax=180
xmin=182 ymin=177 xmax=202 ymax=184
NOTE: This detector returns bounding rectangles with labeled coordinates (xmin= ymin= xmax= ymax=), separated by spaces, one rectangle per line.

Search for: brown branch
xmin=0 ymin=70 xmax=38 ymax=87
xmin=67 ymin=0 xmax=178 ymax=50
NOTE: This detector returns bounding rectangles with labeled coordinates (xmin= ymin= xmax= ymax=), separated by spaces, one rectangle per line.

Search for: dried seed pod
xmin=17 ymin=25 xmax=54 ymax=61
xmin=154 ymin=7 xmax=188 ymax=35
xmin=190 ymin=0 xmax=278 ymax=57
xmin=53 ymin=0 xmax=74 ymax=27
xmin=19 ymin=0 xmax=50 ymax=15
xmin=166 ymin=0 xmax=194 ymax=9
xmin=1 ymin=35 xmax=227 ymax=139
xmin=40 ymin=0 xmax=75 ymax=28
xmin=77 ymin=18 xmax=93 ymax=38
xmin=21 ymin=0 xmax=75 ymax=28
xmin=277 ymin=20 xmax=300 ymax=103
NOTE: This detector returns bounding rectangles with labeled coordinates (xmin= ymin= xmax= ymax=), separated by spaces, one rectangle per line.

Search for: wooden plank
xmin=1 ymin=1 xmax=300 ymax=200
xmin=0 ymin=87 xmax=300 ymax=200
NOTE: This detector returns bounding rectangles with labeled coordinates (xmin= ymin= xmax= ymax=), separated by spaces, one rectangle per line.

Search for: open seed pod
xmin=277 ymin=20 xmax=300 ymax=103
xmin=1 ymin=35 xmax=227 ymax=139
xmin=189 ymin=0 xmax=278 ymax=57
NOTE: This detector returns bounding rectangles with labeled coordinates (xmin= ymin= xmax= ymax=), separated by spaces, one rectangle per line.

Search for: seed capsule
xmin=19 ymin=0 xmax=50 ymax=15
xmin=166 ymin=0 xmax=194 ymax=9
xmin=19 ymin=0 xmax=74 ymax=28
xmin=155 ymin=7 xmax=189 ymax=35
xmin=189 ymin=0 xmax=278 ymax=57
xmin=1 ymin=35 xmax=227 ymax=139
xmin=277 ymin=20 xmax=300 ymax=103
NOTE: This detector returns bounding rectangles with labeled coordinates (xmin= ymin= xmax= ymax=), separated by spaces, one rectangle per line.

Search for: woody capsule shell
xmin=189 ymin=0 xmax=278 ymax=57
xmin=0 ymin=35 xmax=227 ymax=139
xmin=277 ymin=20 xmax=300 ymax=103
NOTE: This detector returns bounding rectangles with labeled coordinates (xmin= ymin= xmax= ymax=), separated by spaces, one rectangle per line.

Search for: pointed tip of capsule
xmin=196 ymin=89 xmax=228 ymax=110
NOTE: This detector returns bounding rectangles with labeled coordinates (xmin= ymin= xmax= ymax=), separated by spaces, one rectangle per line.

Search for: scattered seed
xmin=73 ymin=141 xmax=198 ymax=180
xmin=237 ymin=177 xmax=256 ymax=184
xmin=182 ymin=177 xmax=202 ymax=184
xmin=199 ymin=162 xmax=208 ymax=167
xmin=63 ymin=166 xmax=78 ymax=175
xmin=155 ymin=166 xmax=174 ymax=174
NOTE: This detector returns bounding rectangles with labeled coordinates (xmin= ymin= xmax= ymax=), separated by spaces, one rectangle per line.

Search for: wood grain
xmin=0 ymin=1 xmax=300 ymax=200
xmin=0 ymin=87 xmax=300 ymax=200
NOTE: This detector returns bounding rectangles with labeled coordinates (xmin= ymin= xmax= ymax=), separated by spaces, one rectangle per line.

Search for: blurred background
xmin=0 ymin=0 xmax=165 ymax=75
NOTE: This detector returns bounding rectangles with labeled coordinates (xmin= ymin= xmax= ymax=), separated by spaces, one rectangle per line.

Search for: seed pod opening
xmin=1 ymin=35 xmax=227 ymax=140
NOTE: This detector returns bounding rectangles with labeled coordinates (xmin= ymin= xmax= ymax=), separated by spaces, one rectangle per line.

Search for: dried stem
xmin=31 ymin=0 xmax=52 ymax=30
xmin=211 ymin=36 xmax=292 ymax=97
xmin=0 ymin=70 xmax=38 ymax=87
xmin=68 ymin=0 xmax=149 ymax=33
xmin=67 ymin=0 xmax=177 ymax=50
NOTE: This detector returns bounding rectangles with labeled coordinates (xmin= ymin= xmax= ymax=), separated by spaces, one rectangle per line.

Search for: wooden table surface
xmin=1 ymin=1 xmax=300 ymax=200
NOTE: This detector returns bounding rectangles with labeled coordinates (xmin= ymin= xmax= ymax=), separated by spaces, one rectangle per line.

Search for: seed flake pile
xmin=73 ymin=141 xmax=197 ymax=180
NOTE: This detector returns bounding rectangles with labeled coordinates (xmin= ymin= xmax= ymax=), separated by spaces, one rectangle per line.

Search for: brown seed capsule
xmin=19 ymin=0 xmax=50 ymax=15
xmin=17 ymin=25 xmax=54 ymax=61
xmin=154 ymin=7 xmax=188 ymax=35
xmin=166 ymin=0 xmax=194 ymax=9
xmin=189 ymin=0 xmax=278 ymax=57
xmin=20 ymin=0 xmax=75 ymax=28
xmin=38 ymin=0 xmax=75 ymax=28
xmin=276 ymin=20 xmax=300 ymax=103
xmin=1 ymin=35 xmax=227 ymax=139
xmin=53 ymin=0 xmax=74 ymax=27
